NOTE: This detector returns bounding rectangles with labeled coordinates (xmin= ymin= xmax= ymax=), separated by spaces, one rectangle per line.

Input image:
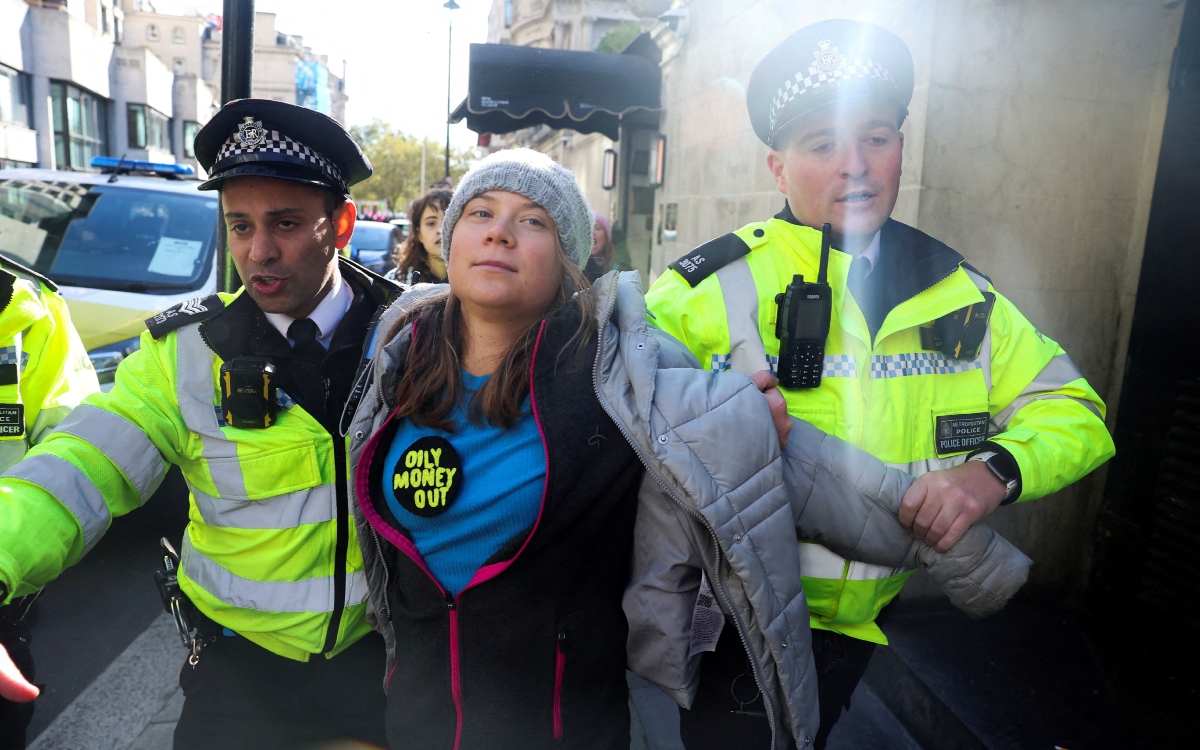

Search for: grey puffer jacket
xmin=348 ymin=271 xmax=1030 ymax=749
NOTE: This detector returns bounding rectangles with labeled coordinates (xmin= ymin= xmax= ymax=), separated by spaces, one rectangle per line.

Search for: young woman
xmin=390 ymin=189 xmax=452 ymax=284
xmin=584 ymin=211 xmax=616 ymax=282
xmin=347 ymin=150 xmax=1029 ymax=750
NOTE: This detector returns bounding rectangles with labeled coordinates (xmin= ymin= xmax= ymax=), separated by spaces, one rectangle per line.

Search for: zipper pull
xmin=445 ymin=593 xmax=456 ymax=611
xmin=557 ymin=630 xmax=567 ymax=652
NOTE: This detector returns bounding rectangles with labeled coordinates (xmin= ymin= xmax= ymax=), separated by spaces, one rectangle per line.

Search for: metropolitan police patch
xmin=935 ymin=412 xmax=989 ymax=456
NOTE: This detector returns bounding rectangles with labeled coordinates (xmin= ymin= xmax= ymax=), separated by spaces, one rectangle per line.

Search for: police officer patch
xmin=935 ymin=412 xmax=989 ymax=456
xmin=391 ymin=436 xmax=462 ymax=517
xmin=0 ymin=404 xmax=24 ymax=437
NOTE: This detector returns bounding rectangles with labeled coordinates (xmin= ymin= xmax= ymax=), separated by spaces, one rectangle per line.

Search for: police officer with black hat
xmin=0 ymin=99 xmax=403 ymax=748
xmin=646 ymin=19 xmax=1112 ymax=749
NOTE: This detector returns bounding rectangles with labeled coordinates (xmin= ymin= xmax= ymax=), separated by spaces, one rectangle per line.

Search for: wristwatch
xmin=968 ymin=450 xmax=1020 ymax=504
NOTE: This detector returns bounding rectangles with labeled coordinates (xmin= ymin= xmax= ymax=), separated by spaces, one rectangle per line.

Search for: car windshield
xmin=0 ymin=179 xmax=218 ymax=293
xmin=351 ymin=223 xmax=394 ymax=252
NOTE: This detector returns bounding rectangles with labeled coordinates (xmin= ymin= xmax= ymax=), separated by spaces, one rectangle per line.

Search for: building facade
xmin=0 ymin=0 xmax=346 ymax=174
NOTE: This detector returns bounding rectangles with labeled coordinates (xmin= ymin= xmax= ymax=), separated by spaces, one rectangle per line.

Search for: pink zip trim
xmin=450 ymin=606 xmax=463 ymax=750
xmin=553 ymin=639 xmax=565 ymax=741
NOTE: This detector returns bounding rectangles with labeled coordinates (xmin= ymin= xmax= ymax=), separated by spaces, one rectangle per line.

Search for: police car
xmin=0 ymin=157 xmax=218 ymax=389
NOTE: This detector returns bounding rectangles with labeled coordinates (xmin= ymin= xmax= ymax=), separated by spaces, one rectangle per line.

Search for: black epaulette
xmin=0 ymin=255 xmax=58 ymax=292
xmin=961 ymin=261 xmax=992 ymax=285
xmin=668 ymin=233 xmax=752 ymax=288
xmin=145 ymin=294 xmax=225 ymax=339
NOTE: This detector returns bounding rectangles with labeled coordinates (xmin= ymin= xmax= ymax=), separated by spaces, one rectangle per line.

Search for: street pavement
xmin=21 ymin=468 xmax=922 ymax=749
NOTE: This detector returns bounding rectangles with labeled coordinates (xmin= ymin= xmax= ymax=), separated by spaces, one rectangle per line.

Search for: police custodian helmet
xmin=192 ymin=99 xmax=372 ymax=195
xmin=746 ymin=19 xmax=915 ymax=149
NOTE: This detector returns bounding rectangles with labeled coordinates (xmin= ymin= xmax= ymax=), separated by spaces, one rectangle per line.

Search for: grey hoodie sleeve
xmin=783 ymin=418 xmax=1031 ymax=618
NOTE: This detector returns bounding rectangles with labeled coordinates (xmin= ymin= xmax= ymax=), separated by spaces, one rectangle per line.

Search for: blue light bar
xmin=90 ymin=157 xmax=196 ymax=176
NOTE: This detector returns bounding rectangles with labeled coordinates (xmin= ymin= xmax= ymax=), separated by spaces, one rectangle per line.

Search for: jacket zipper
xmin=367 ymin=525 xmax=399 ymax=691
xmin=322 ymin=428 xmax=349 ymax=654
xmin=587 ymin=277 xmax=781 ymax=750
xmin=358 ymin=320 xmax=552 ymax=750
xmin=553 ymin=630 xmax=567 ymax=741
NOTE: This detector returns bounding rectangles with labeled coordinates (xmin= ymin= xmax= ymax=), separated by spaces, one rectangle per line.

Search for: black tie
xmin=846 ymin=255 xmax=880 ymax=340
xmin=288 ymin=318 xmax=326 ymax=365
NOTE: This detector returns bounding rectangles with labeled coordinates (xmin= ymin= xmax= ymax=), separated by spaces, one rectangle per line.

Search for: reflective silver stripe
xmin=190 ymin=482 xmax=337 ymax=529
xmin=798 ymin=542 xmax=904 ymax=581
xmin=181 ymin=534 xmax=368 ymax=613
xmin=961 ymin=266 xmax=993 ymax=391
xmin=52 ymin=405 xmax=167 ymax=504
xmin=716 ymin=258 xmax=770 ymax=375
xmin=886 ymin=455 xmax=967 ymax=478
xmin=175 ymin=327 xmax=248 ymax=498
xmin=993 ymin=353 xmax=1101 ymax=429
xmin=4 ymin=453 xmax=110 ymax=555
xmin=798 ymin=542 xmax=847 ymax=579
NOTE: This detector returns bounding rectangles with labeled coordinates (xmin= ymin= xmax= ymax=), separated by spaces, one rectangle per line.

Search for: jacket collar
xmin=201 ymin=256 xmax=400 ymax=362
xmin=774 ymin=202 xmax=980 ymax=343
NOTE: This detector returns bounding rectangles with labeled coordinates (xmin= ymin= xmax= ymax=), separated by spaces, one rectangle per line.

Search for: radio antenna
xmin=818 ymin=223 xmax=831 ymax=285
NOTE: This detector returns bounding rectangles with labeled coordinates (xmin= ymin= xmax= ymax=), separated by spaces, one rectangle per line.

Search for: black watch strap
xmin=968 ymin=441 xmax=1023 ymax=505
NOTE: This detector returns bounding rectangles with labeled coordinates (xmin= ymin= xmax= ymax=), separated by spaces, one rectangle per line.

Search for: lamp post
xmin=443 ymin=0 xmax=459 ymax=179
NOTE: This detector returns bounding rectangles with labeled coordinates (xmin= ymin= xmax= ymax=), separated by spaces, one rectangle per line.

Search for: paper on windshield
xmin=148 ymin=237 xmax=203 ymax=277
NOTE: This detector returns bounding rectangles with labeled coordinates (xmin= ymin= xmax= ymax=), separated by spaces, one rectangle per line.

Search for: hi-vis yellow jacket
xmin=646 ymin=212 xmax=1115 ymax=644
xmin=0 ymin=258 xmax=99 ymax=473
xmin=0 ymin=262 xmax=395 ymax=660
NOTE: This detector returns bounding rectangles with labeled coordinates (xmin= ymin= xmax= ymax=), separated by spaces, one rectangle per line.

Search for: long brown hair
xmin=395 ymin=190 xmax=452 ymax=281
xmin=388 ymin=244 xmax=597 ymax=431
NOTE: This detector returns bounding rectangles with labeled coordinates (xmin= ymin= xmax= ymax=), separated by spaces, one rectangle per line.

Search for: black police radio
xmin=774 ymin=223 xmax=834 ymax=389
xmin=219 ymin=356 xmax=278 ymax=429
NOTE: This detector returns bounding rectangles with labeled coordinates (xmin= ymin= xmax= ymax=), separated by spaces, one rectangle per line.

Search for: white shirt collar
xmin=854 ymin=230 xmax=882 ymax=275
xmin=263 ymin=270 xmax=354 ymax=350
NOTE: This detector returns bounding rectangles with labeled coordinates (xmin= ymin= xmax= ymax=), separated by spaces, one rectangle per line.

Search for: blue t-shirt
xmin=380 ymin=372 xmax=546 ymax=595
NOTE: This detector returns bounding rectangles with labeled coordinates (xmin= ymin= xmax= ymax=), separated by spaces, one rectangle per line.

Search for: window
xmin=100 ymin=5 xmax=109 ymax=34
xmin=50 ymin=82 xmax=109 ymax=170
xmin=114 ymin=17 xmax=123 ymax=43
xmin=0 ymin=64 xmax=32 ymax=128
xmin=127 ymin=104 xmax=171 ymax=152
xmin=173 ymin=27 xmax=185 ymax=44
xmin=146 ymin=24 xmax=159 ymax=41
xmin=183 ymin=121 xmax=200 ymax=158
xmin=504 ymin=1 xmax=513 ymax=28
xmin=0 ymin=181 xmax=219 ymax=294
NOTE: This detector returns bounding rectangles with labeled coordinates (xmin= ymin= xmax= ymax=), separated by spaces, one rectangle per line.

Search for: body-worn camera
xmin=920 ymin=292 xmax=996 ymax=360
xmin=219 ymin=356 xmax=278 ymax=429
xmin=774 ymin=223 xmax=833 ymax=389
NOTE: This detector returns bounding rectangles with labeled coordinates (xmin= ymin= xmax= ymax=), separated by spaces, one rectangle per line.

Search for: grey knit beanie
xmin=441 ymin=148 xmax=594 ymax=269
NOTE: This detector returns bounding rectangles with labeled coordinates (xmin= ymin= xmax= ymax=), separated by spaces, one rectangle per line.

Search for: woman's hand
xmin=750 ymin=370 xmax=791 ymax=449
xmin=0 ymin=643 xmax=38 ymax=703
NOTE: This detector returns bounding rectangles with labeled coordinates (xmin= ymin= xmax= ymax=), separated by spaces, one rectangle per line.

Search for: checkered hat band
xmin=768 ymin=57 xmax=894 ymax=135
xmin=214 ymin=130 xmax=345 ymax=187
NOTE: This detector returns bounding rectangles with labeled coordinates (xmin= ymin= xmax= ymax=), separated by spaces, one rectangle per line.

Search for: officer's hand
xmin=0 ymin=643 xmax=38 ymax=703
xmin=750 ymin=370 xmax=791 ymax=449
xmin=898 ymin=462 xmax=1007 ymax=552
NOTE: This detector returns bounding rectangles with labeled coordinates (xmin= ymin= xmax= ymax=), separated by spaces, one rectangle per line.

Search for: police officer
xmin=0 ymin=256 xmax=98 ymax=748
xmin=646 ymin=20 xmax=1116 ymax=749
xmin=0 ymin=100 xmax=400 ymax=749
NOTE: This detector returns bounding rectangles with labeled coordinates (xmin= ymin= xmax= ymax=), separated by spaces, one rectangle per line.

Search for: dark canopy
xmin=449 ymin=43 xmax=661 ymax=140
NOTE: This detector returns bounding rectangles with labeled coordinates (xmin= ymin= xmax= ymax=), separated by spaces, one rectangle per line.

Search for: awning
xmin=449 ymin=43 xmax=661 ymax=140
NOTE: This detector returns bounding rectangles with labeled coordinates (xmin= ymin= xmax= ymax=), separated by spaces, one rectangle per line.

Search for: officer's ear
xmin=766 ymin=150 xmax=790 ymax=196
xmin=333 ymin=199 xmax=356 ymax=250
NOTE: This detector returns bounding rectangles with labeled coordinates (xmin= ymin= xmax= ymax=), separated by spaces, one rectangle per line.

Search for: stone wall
xmin=653 ymin=0 xmax=1185 ymax=595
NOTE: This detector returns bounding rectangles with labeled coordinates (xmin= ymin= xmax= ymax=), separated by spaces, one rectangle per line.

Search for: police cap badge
xmin=192 ymin=99 xmax=372 ymax=195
